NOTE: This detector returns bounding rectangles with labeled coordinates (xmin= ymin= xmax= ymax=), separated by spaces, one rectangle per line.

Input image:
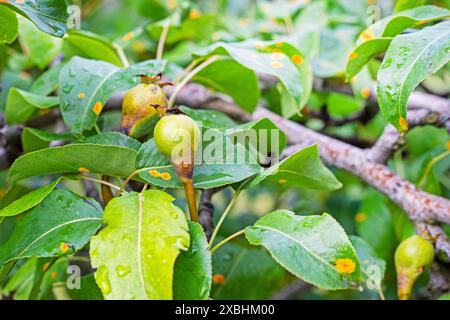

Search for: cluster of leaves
xmin=0 ymin=0 xmax=449 ymax=300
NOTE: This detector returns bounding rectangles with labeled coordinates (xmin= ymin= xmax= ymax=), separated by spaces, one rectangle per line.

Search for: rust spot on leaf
xmin=291 ymin=54 xmax=303 ymax=65
xmin=213 ymin=274 xmax=225 ymax=284
xmin=334 ymin=258 xmax=356 ymax=274
xmin=399 ymin=117 xmax=408 ymax=131
xmin=93 ymin=101 xmax=103 ymax=115
xmin=60 ymin=242 xmax=69 ymax=253
xmin=160 ymin=172 xmax=172 ymax=181
xmin=355 ymin=212 xmax=367 ymax=223
xmin=361 ymin=88 xmax=371 ymax=99
xmin=79 ymin=167 xmax=90 ymax=173
xmin=349 ymin=52 xmax=358 ymax=60
xmin=78 ymin=92 xmax=86 ymax=99
xmin=149 ymin=170 xmax=161 ymax=177
xmin=43 ymin=262 xmax=50 ymax=271
xmin=122 ymin=32 xmax=134 ymax=41
xmin=188 ymin=9 xmax=201 ymax=20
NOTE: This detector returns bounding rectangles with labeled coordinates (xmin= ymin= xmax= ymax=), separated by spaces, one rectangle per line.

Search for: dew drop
xmin=115 ymin=265 xmax=131 ymax=278
xmin=97 ymin=265 xmax=111 ymax=295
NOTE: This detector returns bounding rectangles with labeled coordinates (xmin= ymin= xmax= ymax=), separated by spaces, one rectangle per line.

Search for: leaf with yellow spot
xmin=0 ymin=189 xmax=103 ymax=267
xmin=245 ymin=211 xmax=362 ymax=290
xmin=194 ymin=40 xmax=312 ymax=117
xmin=377 ymin=20 xmax=450 ymax=132
xmin=60 ymin=57 xmax=165 ymax=136
xmin=346 ymin=5 xmax=450 ymax=80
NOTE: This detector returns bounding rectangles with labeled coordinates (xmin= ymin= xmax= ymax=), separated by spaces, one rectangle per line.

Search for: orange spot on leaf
xmin=60 ymin=242 xmax=69 ymax=253
xmin=149 ymin=170 xmax=161 ymax=177
xmin=278 ymin=179 xmax=287 ymax=184
xmin=188 ymin=9 xmax=201 ymax=20
xmin=399 ymin=117 xmax=408 ymax=131
xmin=349 ymin=52 xmax=358 ymax=60
xmin=78 ymin=92 xmax=86 ymax=99
xmin=355 ymin=212 xmax=367 ymax=223
xmin=291 ymin=54 xmax=303 ymax=65
xmin=122 ymin=32 xmax=134 ymax=42
xmin=360 ymin=29 xmax=374 ymax=42
xmin=93 ymin=101 xmax=103 ymax=115
xmin=361 ymin=88 xmax=371 ymax=99
xmin=334 ymin=258 xmax=356 ymax=274
xmin=43 ymin=262 xmax=50 ymax=271
xmin=50 ymin=272 xmax=58 ymax=279
xmin=160 ymin=172 xmax=172 ymax=181
xmin=79 ymin=167 xmax=90 ymax=173
xmin=213 ymin=274 xmax=225 ymax=284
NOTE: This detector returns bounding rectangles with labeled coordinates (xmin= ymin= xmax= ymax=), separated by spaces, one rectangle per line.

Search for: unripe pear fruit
xmin=154 ymin=114 xmax=201 ymax=222
xmin=154 ymin=114 xmax=200 ymax=169
xmin=395 ymin=235 xmax=434 ymax=300
xmin=121 ymin=83 xmax=166 ymax=138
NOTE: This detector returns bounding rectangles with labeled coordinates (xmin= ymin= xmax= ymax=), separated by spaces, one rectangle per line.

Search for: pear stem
xmin=183 ymin=179 xmax=198 ymax=222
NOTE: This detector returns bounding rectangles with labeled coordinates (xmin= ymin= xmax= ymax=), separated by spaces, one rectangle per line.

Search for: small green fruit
xmin=154 ymin=114 xmax=200 ymax=167
xmin=395 ymin=235 xmax=434 ymax=300
xmin=121 ymin=83 xmax=166 ymax=137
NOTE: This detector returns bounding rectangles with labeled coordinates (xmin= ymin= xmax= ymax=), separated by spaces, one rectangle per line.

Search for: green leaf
xmin=84 ymin=132 xmax=142 ymax=151
xmin=245 ymin=145 xmax=342 ymax=191
xmin=90 ymin=190 xmax=189 ymax=299
xmin=293 ymin=0 xmax=328 ymax=58
xmin=355 ymin=191 xmax=396 ymax=261
xmin=191 ymin=58 xmax=260 ymax=113
xmin=346 ymin=5 xmax=450 ymax=79
xmin=439 ymin=293 xmax=450 ymax=300
xmin=29 ymin=63 xmax=64 ymax=95
xmin=0 ymin=188 xmax=103 ymax=266
xmin=3 ymin=257 xmax=68 ymax=300
xmin=346 ymin=38 xmax=392 ymax=80
xmin=65 ymin=274 xmax=103 ymax=300
xmin=147 ymin=12 xmax=218 ymax=45
xmin=18 ymin=19 xmax=62 ymax=69
xmin=211 ymin=243 xmax=290 ymax=300
xmin=136 ymin=131 xmax=261 ymax=189
xmin=59 ymin=57 xmax=166 ymax=136
xmin=0 ymin=177 xmax=64 ymax=218
xmin=21 ymin=128 xmax=75 ymax=153
xmin=227 ymin=118 xmax=287 ymax=163
xmin=8 ymin=144 xmax=137 ymax=184
xmin=394 ymin=0 xmax=427 ymax=13
xmin=195 ymin=40 xmax=312 ymax=117
xmin=5 ymin=88 xmax=59 ymax=124
xmin=327 ymin=93 xmax=363 ymax=118
xmin=245 ymin=210 xmax=361 ymax=290
xmin=377 ymin=20 xmax=450 ymax=131
xmin=350 ymin=236 xmax=386 ymax=293
xmin=179 ymin=106 xmax=237 ymax=129
xmin=361 ymin=6 xmax=450 ymax=40
xmin=63 ymin=30 xmax=124 ymax=67
xmin=2 ymin=0 xmax=69 ymax=37
xmin=173 ymin=221 xmax=212 ymax=300
xmin=0 ymin=6 xmax=18 ymax=44
xmin=313 ymin=26 xmax=356 ymax=78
